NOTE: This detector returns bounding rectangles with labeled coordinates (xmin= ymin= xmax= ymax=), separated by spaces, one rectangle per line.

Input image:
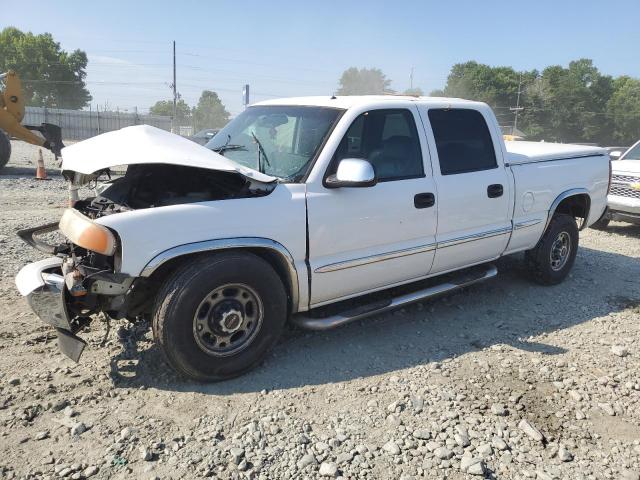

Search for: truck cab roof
xmin=254 ymin=95 xmax=481 ymax=110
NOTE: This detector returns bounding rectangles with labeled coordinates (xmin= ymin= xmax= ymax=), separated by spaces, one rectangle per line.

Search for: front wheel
xmin=525 ymin=214 xmax=579 ymax=285
xmin=152 ymin=252 xmax=287 ymax=382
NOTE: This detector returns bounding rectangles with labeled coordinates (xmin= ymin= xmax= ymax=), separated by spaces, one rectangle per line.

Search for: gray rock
xmin=460 ymin=456 xmax=485 ymax=475
xmin=492 ymin=436 xmax=509 ymax=451
xmin=412 ymin=429 xmax=431 ymax=440
xmin=477 ymin=443 xmax=492 ymax=456
xmin=8 ymin=377 xmax=20 ymax=386
xmin=230 ymin=447 xmax=245 ymax=464
xmin=35 ymin=430 xmax=49 ymax=440
xmin=58 ymin=467 xmax=72 ymax=477
xmin=140 ymin=447 xmax=153 ymax=461
xmin=319 ymin=461 xmax=338 ymax=477
xmin=558 ymin=445 xmax=573 ymax=462
xmin=336 ymin=452 xmax=353 ymax=464
xmin=611 ymin=345 xmax=629 ymax=357
xmin=434 ymin=446 xmax=454 ymax=460
xmin=83 ymin=466 xmax=98 ymax=477
xmin=297 ymin=453 xmax=317 ymax=469
xmin=70 ymin=422 xmax=87 ymax=436
xmin=518 ymin=419 xmax=544 ymax=442
xmin=298 ymin=433 xmax=311 ymax=444
xmin=598 ymin=403 xmax=615 ymax=416
xmin=491 ymin=403 xmax=508 ymax=416
xmin=382 ymin=440 xmax=401 ymax=455
xmin=120 ymin=427 xmax=134 ymax=440
xmin=455 ymin=433 xmax=471 ymax=447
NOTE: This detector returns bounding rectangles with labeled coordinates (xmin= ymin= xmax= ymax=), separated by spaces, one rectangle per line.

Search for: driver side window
xmin=329 ymin=109 xmax=424 ymax=181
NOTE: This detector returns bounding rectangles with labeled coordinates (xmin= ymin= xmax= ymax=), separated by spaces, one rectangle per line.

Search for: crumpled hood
xmin=60 ymin=125 xmax=277 ymax=183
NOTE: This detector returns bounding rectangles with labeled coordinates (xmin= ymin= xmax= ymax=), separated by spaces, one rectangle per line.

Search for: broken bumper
xmin=15 ymin=257 xmax=87 ymax=362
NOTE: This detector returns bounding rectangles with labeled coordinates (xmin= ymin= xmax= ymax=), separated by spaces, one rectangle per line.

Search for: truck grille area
xmin=610 ymin=174 xmax=640 ymax=199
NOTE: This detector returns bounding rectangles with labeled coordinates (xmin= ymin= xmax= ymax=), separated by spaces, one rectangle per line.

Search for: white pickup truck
xmin=592 ymin=139 xmax=640 ymax=229
xmin=15 ymin=96 xmax=610 ymax=381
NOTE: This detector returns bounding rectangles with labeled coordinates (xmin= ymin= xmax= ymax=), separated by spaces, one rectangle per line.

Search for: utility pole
xmin=172 ymin=40 xmax=177 ymax=133
xmin=509 ymin=73 xmax=524 ymax=134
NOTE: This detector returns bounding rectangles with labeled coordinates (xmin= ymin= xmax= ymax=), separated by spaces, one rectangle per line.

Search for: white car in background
xmin=593 ymin=140 xmax=640 ymax=229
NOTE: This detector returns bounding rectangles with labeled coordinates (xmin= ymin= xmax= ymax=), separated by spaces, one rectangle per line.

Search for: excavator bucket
xmin=26 ymin=123 xmax=64 ymax=157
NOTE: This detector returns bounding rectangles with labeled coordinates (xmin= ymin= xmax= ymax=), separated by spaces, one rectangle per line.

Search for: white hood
xmin=612 ymin=160 xmax=640 ymax=175
xmin=60 ymin=125 xmax=277 ymax=183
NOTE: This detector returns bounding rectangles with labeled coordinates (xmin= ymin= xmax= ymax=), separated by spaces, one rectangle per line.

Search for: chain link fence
xmin=23 ymin=106 xmax=173 ymax=141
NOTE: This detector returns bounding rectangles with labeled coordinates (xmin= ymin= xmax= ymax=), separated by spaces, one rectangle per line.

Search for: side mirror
xmin=326 ymin=158 xmax=377 ymax=188
xmin=609 ymin=150 xmax=622 ymax=160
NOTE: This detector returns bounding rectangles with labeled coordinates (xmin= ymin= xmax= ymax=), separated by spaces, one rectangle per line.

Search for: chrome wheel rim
xmin=550 ymin=231 xmax=571 ymax=271
xmin=192 ymin=283 xmax=263 ymax=357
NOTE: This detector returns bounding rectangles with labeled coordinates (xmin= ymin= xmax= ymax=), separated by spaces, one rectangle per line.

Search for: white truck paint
xmin=597 ymin=140 xmax=640 ymax=227
xmin=15 ymin=95 xmax=610 ymax=380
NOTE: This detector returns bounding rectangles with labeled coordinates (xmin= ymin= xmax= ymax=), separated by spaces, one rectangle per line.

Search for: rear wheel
xmin=0 ymin=130 xmax=11 ymax=170
xmin=525 ymin=214 xmax=579 ymax=285
xmin=152 ymin=252 xmax=287 ymax=382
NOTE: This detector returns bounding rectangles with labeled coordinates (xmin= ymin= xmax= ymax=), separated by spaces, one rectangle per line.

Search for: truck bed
xmin=505 ymin=141 xmax=606 ymax=165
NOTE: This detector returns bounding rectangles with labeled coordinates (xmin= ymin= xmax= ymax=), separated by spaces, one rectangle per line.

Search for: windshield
xmin=621 ymin=142 xmax=640 ymax=161
xmin=206 ymin=105 xmax=343 ymax=181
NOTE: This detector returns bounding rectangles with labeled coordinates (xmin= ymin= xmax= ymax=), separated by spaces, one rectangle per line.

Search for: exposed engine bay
xmin=18 ymin=163 xmax=278 ymax=343
xmin=71 ymin=163 xmax=276 ymax=219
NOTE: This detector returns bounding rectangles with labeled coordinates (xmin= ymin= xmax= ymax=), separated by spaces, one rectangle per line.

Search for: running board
xmin=292 ymin=264 xmax=498 ymax=331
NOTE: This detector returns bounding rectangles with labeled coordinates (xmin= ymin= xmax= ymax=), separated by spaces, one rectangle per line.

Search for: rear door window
xmin=428 ymin=109 xmax=497 ymax=175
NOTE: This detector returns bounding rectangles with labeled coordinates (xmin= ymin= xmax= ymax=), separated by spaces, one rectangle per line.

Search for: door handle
xmin=487 ymin=184 xmax=504 ymax=198
xmin=414 ymin=192 xmax=435 ymax=209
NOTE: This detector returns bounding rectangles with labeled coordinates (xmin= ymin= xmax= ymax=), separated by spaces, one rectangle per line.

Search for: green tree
xmin=149 ymin=98 xmax=191 ymax=122
xmin=607 ymin=76 xmax=640 ymax=144
xmin=337 ymin=67 xmax=393 ymax=95
xmin=192 ymin=90 xmax=230 ymax=130
xmin=403 ymin=87 xmax=424 ymax=96
xmin=0 ymin=27 xmax=91 ymax=109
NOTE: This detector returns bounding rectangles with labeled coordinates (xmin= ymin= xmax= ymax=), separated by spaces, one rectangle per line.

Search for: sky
xmin=4 ymin=0 xmax=640 ymax=116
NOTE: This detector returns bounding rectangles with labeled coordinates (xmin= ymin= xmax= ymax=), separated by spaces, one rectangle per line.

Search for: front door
xmin=306 ymin=107 xmax=438 ymax=307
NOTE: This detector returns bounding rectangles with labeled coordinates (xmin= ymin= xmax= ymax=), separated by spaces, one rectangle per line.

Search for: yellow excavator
xmin=0 ymin=70 xmax=64 ymax=169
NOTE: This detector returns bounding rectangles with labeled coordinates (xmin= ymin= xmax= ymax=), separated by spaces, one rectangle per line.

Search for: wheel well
xmin=144 ymin=247 xmax=295 ymax=314
xmin=553 ymin=193 xmax=590 ymax=229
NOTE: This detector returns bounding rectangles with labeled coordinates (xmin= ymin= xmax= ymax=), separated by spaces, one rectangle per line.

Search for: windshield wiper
xmin=212 ymin=144 xmax=246 ymax=154
xmin=251 ymin=131 xmax=270 ymax=173
xmin=210 ymin=134 xmax=247 ymax=155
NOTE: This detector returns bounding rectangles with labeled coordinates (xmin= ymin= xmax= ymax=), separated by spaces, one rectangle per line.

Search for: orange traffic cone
xmin=35 ymin=149 xmax=48 ymax=180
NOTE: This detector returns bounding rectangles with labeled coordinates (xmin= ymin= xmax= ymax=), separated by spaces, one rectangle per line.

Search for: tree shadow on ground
xmin=110 ymin=246 xmax=640 ymax=395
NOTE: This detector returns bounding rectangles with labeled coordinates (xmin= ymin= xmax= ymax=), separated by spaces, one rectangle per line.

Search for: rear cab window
xmin=428 ymin=108 xmax=497 ymax=175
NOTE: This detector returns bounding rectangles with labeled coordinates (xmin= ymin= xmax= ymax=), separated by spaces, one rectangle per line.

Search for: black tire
xmin=525 ymin=214 xmax=579 ymax=285
xmin=590 ymin=216 xmax=610 ymax=230
xmin=0 ymin=130 xmax=11 ymax=170
xmin=152 ymin=252 xmax=287 ymax=382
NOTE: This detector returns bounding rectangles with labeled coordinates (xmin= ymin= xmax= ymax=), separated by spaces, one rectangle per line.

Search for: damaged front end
xmin=15 ymin=126 xmax=277 ymax=363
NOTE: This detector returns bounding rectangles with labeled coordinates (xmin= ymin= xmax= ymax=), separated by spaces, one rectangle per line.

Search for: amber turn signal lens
xmin=59 ymin=209 xmax=117 ymax=256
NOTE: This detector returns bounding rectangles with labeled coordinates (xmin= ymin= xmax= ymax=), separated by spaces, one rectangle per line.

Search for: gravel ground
xmin=1 ymin=141 xmax=639 ymax=480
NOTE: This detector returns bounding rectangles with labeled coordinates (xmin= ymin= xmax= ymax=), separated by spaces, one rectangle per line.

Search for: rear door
xmin=418 ymin=107 xmax=512 ymax=273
